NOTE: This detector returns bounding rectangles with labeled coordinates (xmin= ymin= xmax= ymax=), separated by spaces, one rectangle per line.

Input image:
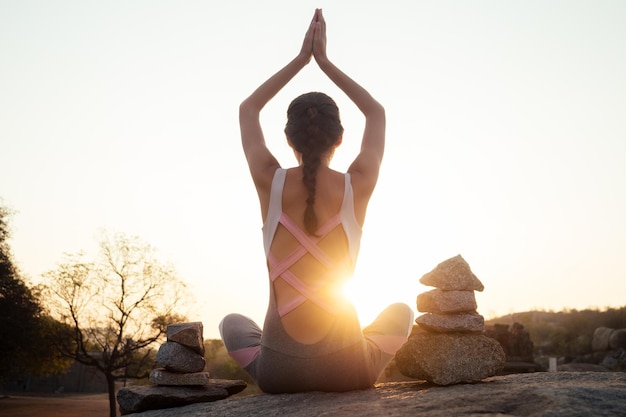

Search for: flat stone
xmin=416 ymin=289 xmax=477 ymax=314
xmin=416 ymin=312 xmax=484 ymax=333
xmin=395 ymin=331 xmax=505 ymax=385
xmin=419 ymin=255 xmax=484 ymax=291
xmin=167 ymin=322 xmax=205 ymax=355
xmin=150 ymin=369 xmax=211 ymax=386
xmin=117 ymin=379 xmax=247 ymax=415
xmin=156 ymin=341 xmax=206 ymax=373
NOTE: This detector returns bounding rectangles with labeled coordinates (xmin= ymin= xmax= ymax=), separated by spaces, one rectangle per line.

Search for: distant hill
xmin=485 ymin=306 xmax=626 ymax=357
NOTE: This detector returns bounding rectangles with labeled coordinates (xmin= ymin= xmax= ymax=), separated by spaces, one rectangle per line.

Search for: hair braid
xmin=301 ymin=149 xmax=322 ymax=235
xmin=284 ymin=92 xmax=344 ymax=235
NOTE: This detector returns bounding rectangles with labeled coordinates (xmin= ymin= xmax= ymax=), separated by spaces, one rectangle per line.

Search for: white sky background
xmin=1 ymin=0 xmax=625 ymax=338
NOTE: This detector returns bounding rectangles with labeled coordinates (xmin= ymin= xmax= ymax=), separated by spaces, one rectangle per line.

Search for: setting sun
xmin=343 ymin=271 xmax=417 ymax=328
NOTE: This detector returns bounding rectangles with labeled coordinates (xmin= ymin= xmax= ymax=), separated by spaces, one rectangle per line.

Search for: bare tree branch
xmin=42 ymin=232 xmax=190 ymax=417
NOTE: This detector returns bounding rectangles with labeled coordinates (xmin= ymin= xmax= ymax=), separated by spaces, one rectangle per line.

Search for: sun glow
xmin=343 ymin=273 xmax=413 ymax=328
xmin=343 ymin=279 xmax=376 ymax=325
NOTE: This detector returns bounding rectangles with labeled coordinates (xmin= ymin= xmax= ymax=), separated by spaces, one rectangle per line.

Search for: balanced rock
xmin=416 ymin=312 xmax=484 ymax=333
xmin=117 ymin=379 xmax=247 ymax=415
xmin=150 ymin=369 xmax=211 ymax=386
xmin=156 ymin=341 xmax=206 ymax=373
xmin=167 ymin=322 xmax=205 ymax=355
xmin=395 ymin=330 xmax=505 ymax=385
xmin=419 ymin=255 xmax=484 ymax=291
xmin=416 ymin=289 xmax=477 ymax=314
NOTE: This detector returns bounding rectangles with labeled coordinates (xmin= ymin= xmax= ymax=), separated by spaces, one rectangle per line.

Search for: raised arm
xmin=312 ymin=9 xmax=386 ymax=194
xmin=239 ymin=12 xmax=317 ymax=193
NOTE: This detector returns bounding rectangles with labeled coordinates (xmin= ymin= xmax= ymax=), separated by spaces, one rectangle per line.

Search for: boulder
xmin=149 ymin=369 xmax=211 ymax=386
xmin=416 ymin=289 xmax=477 ymax=314
xmin=415 ymin=312 xmax=484 ymax=333
xmin=609 ymin=328 xmax=626 ymax=349
xmin=601 ymin=347 xmax=626 ymax=371
xmin=395 ymin=331 xmax=505 ymax=385
xmin=156 ymin=342 xmax=206 ymax=373
xmin=167 ymin=322 xmax=205 ymax=355
xmin=419 ymin=255 xmax=484 ymax=291
xmin=117 ymin=379 xmax=247 ymax=415
xmin=592 ymin=327 xmax=614 ymax=352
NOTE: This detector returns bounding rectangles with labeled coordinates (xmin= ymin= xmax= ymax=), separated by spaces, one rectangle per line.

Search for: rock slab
xmin=117 ymin=379 xmax=247 ymax=415
xmin=124 ymin=372 xmax=626 ymax=417
xmin=149 ymin=369 xmax=211 ymax=386
xmin=395 ymin=331 xmax=505 ymax=385
xmin=415 ymin=312 xmax=485 ymax=333
xmin=416 ymin=289 xmax=477 ymax=314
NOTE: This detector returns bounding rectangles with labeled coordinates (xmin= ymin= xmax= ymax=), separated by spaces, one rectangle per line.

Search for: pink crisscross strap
xmin=268 ymin=212 xmax=342 ymax=317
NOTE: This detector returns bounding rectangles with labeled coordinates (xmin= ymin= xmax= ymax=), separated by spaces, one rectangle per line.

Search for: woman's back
xmin=265 ymin=166 xmax=359 ymax=344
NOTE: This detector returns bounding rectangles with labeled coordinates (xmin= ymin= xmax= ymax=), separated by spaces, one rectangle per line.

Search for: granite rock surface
xmin=125 ymin=372 xmax=626 ymax=417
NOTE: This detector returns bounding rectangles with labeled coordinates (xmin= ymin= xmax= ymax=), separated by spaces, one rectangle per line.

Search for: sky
xmin=1 ymin=0 xmax=625 ymax=339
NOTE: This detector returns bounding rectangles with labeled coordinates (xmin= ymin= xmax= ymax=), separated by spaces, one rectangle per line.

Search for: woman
xmin=219 ymin=9 xmax=413 ymax=393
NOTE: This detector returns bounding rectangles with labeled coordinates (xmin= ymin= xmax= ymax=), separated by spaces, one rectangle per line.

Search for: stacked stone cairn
xmin=395 ymin=255 xmax=506 ymax=385
xmin=117 ymin=322 xmax=246 ymax=415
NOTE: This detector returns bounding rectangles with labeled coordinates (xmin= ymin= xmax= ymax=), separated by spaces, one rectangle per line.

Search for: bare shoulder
xmin=348 ymin=152 xmax=381 ymax=196
xmin=345 ymin=167 xmax=378 ymax=226
xmin=254 ymin=164 xmax=281 ymax=221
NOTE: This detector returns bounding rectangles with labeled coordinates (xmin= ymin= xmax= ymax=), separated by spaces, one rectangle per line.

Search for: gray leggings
xmin=219 ymin=303 xmax=413 ymax=393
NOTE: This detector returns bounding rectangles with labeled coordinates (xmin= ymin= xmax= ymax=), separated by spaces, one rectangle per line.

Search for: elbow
xmin=374 ymin=101 xmax=385 ymax=117
xmin=239 ymin=100 xmax=253 ymax=117
xmin=363 ymin=98 xmax=384 ymax=117
xmin=239 ymin=98 xmax=261 ymax=118
xmin=366 ymin=101 xmax=385 ymax=123
xmin=377 ymin=103 xmax=386 ymax=121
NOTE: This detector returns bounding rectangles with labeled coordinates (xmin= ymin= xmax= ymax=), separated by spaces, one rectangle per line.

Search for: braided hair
xmin=284 ymin=92 xmax=344 ymax=235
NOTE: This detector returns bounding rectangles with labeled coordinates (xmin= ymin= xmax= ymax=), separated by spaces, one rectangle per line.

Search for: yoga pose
xmin=219 ymin=9 xmax=413 ymax=393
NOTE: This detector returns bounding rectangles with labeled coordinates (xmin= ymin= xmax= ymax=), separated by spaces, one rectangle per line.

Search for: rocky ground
xmin=126 ymin=371 xmax=626 ymax=417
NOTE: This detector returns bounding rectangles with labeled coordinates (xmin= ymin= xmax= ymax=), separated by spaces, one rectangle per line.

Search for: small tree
xmin=43 ymin=232 xmax=188 ymax=417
